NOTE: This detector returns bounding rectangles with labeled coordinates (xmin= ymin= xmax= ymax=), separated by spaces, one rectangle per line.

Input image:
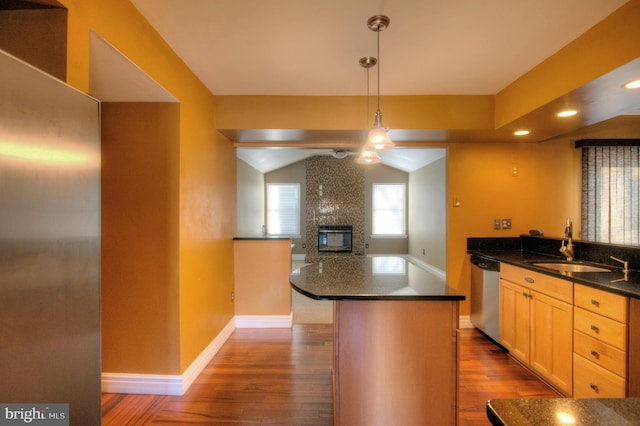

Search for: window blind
xmin=581 ymin=145 xmax=640 ymax=245
xmin=266 ymin=183 xmax=300 ymax=236
xmin=373 ymin=183 xmax=406 ymax=235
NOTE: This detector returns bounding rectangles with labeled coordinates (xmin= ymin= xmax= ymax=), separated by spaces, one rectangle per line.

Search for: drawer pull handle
xmin=590 ymin=325 xmax=600 ymax=333
xmin=524 ymin=277 xmax=534 ymax=283
xmin=591 ymin=299 xmax=600 ymax=307
xmin=590 ymin=383 xmax=599 ymax=393
xmin=590 ymin=350 xmax=600 ymax=359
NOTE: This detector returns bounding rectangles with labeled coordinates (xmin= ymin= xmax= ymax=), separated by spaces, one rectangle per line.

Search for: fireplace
xmin=318 ymin=225 xmax=352 ymax=253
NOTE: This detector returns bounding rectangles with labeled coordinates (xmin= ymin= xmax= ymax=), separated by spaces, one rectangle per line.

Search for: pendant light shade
xmin=356 ymin=148 xmax=381 ymax=164
xmin=365 ymin=15 xmax=394 ymax=152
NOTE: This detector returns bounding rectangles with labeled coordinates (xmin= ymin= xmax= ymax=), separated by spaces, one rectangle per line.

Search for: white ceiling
xmin=92 ymin=0 xmax=634 ymax=173
xmin=130 ymin=0 xmax=628 ymax=96
xmin=237 ymin=147 xmax=446 ymax=173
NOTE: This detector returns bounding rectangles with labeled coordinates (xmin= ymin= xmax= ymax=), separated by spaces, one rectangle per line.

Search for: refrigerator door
xmin=0 ymin=50 xmax=101 ymax=424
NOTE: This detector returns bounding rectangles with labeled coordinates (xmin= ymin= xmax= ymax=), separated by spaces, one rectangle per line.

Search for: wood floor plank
xmin=102 ymin=325 xmax=560 ymax=425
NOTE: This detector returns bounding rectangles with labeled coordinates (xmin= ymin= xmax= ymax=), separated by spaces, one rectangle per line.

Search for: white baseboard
xmin=101 ymin=318 xmax=235 ymax=396
xmin=235 ymin=313 xmax=293 ymax=328
xmin=459 ymin=315 xmax=474 ymax=329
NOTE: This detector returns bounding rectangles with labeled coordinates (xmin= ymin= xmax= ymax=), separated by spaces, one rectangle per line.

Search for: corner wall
xmin=60 ymin=0 xmax=236 ymax=377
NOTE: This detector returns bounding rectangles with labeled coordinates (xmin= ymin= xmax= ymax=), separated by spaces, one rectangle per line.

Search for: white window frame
xmin=372 ymin=183 xmax=407 ymax=238
xmin=266 ymin=183 xmax=301 ymax=238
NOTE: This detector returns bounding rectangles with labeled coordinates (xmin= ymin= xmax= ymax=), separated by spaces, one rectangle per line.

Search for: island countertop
xmin=289 ymin=255 xmax=465 ymax=301
xmin=487 ymin=398 xmax=640 ymax=425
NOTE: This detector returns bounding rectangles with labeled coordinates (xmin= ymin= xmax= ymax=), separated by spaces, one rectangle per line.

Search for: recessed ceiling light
xmin=557 ymin=110 xmax=577 ymax=118
xmin=624 ymin=79 xmax=640 ymax=89
xmin=514 ymin=130 xmax=530 ymax=136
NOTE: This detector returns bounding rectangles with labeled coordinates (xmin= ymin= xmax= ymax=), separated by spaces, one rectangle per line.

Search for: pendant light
xmin=356 ymin=56 xmax=381 ymax=164
xmin=365 ymin=15 xmax=394 ymax=152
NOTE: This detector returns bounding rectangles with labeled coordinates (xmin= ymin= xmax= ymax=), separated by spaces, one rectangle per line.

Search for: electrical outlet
xmin=422 ymin=248 xmax=426 ymax=255
xmin=493 ymin=219 xmax=501 ymax=230
xmin=502 ymin=218 xmax=512 ymax=230
xmin=230 ymin=291 xmax=235 ymax=302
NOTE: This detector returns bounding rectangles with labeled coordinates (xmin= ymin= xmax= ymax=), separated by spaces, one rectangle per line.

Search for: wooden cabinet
xmin=499 ymin=264 xmax=573 ymax=395
xmin=530 ymin=291 xmax=573 ymax=393
xmin=499 ymin=280 xmax=530 ymax=362
xmin=573 ymin=284 xmax=628 ymax=398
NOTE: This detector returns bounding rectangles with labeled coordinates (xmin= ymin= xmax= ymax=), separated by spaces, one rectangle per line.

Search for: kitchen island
xmin=290 ymin=256 xmax=465 ymax=426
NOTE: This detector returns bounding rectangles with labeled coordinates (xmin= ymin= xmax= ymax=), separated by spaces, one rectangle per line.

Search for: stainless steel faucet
xmin=610 ymin=256 xmax=630 ymax=274
xmin=559 ymin=218 xmax=574 ymax=261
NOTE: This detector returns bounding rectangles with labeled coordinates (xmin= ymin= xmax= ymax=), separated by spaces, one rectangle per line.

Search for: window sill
xmin=371 ymin=234 xmax=408 ymax=239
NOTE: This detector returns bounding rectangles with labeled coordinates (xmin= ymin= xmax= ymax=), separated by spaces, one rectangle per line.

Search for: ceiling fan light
xmin=356 ymin=148 xmax=381 ymax=164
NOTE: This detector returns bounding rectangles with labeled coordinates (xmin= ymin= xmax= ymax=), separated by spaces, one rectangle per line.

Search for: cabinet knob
xmin=591 ymin=299 xmax=600 ymax=307
xmin=590 ymin=349 xmax=600 ymax=359
xmin=590 ymin=324 xmax=600 ymax=333
xmin=590 ymin=383 xmax=599 ymax=393
xmin=524 ymin=276 xmax=534 ymax=283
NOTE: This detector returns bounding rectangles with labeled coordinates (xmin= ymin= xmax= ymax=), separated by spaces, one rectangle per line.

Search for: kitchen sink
xmin=530 ymin=262 xmax=612 ymax=273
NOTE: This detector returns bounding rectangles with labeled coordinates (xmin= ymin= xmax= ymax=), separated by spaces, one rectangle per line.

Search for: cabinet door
xmin=530 ymin=291 xmax=573 ymax=395
xmin=500 ymin=280 xmax=530 ymax=363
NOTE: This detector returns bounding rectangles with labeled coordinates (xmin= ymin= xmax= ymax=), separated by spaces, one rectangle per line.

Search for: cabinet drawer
xmin=574 ymin=353 xmax=626 ymax=398
xmin=500 ymin=263 xmax=572 ymax=304
xmin=574 ymin=330 xmax=626 ymax=377
xmin=574 ymin=307 xmax=627 ymax=351
xmin=574 ymin=284 xmax=628 ymax=323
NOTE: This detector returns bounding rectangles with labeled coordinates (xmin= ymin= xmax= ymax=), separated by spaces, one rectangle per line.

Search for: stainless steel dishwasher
xmin=470 ymin=254 xmax=500 ymax=344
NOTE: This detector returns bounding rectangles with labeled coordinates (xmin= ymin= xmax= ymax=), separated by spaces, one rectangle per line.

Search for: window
xmin=266 ymin=183 xmax=300 ymax=236
xmin=372 ymin=183 xmax=406 ymax=236
xmin=581 ymin=142 xmax=640 ymax=246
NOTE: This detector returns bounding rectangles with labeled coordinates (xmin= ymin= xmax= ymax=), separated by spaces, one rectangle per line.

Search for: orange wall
xmin=60 ymin=0 xmax=236 ymax=374
xmin=101 ymin=102 xmax=181 ymax=374
xmin=59 ymin=0 xmax=638 ymax=356
xmin=446 ymin=139 xmax=579 ymax=314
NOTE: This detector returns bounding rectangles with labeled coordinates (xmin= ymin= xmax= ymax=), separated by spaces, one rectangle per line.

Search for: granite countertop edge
xmin=468 ymin=249 xmax=640 ymax=299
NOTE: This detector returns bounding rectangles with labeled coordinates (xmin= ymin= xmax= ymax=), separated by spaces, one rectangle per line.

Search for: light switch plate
xmin=494 ymin=219 xmax=501 ymax=230
xmin=502 ymin=218 xmax=512 ymax=229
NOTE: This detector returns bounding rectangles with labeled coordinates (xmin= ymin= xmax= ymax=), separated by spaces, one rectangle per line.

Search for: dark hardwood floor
xmin=102 ymin=325 xmax=560 ymax=425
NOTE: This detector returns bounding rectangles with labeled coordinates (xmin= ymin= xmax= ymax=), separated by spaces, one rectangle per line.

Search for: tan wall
xmin=237 ymin=159 xmax=265 ymax=237
xmin=408 ymin=157 xmax=446 ymax=270
xmin=101 ymin=102 xmax=181 ymax=374
xmin=60 ymin=0 xmax=236 ymax=374
xmin=234 ymin=240 xmax=292 ymax=315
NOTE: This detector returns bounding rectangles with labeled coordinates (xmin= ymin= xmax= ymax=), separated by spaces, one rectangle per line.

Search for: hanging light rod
xmin=356 ymin=56 xmax=381 ymax=165
xmin=365 ymin=15 xmax=394 ymax=152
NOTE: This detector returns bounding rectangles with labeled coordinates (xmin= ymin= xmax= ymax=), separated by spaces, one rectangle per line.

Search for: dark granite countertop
xmin=487 ymin=398 xmax=640 ymax=425
xmin=290 ymin=256 xmax=465 ymax=301
xmin=468 ymin=249 xmax=640 ymax=299
xmin=233 ymin=236 xmax=292 ymax=241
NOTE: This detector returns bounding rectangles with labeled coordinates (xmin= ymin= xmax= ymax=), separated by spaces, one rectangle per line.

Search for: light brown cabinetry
xmin=573 ymin=284 xmax=628 ymax=398
xmin=499 ymin=264 xmax=573 ymax=395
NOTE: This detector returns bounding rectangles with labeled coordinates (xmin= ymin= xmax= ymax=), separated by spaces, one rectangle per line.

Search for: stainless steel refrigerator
xmin=0 ymin=50 xmax=101 ymax=424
